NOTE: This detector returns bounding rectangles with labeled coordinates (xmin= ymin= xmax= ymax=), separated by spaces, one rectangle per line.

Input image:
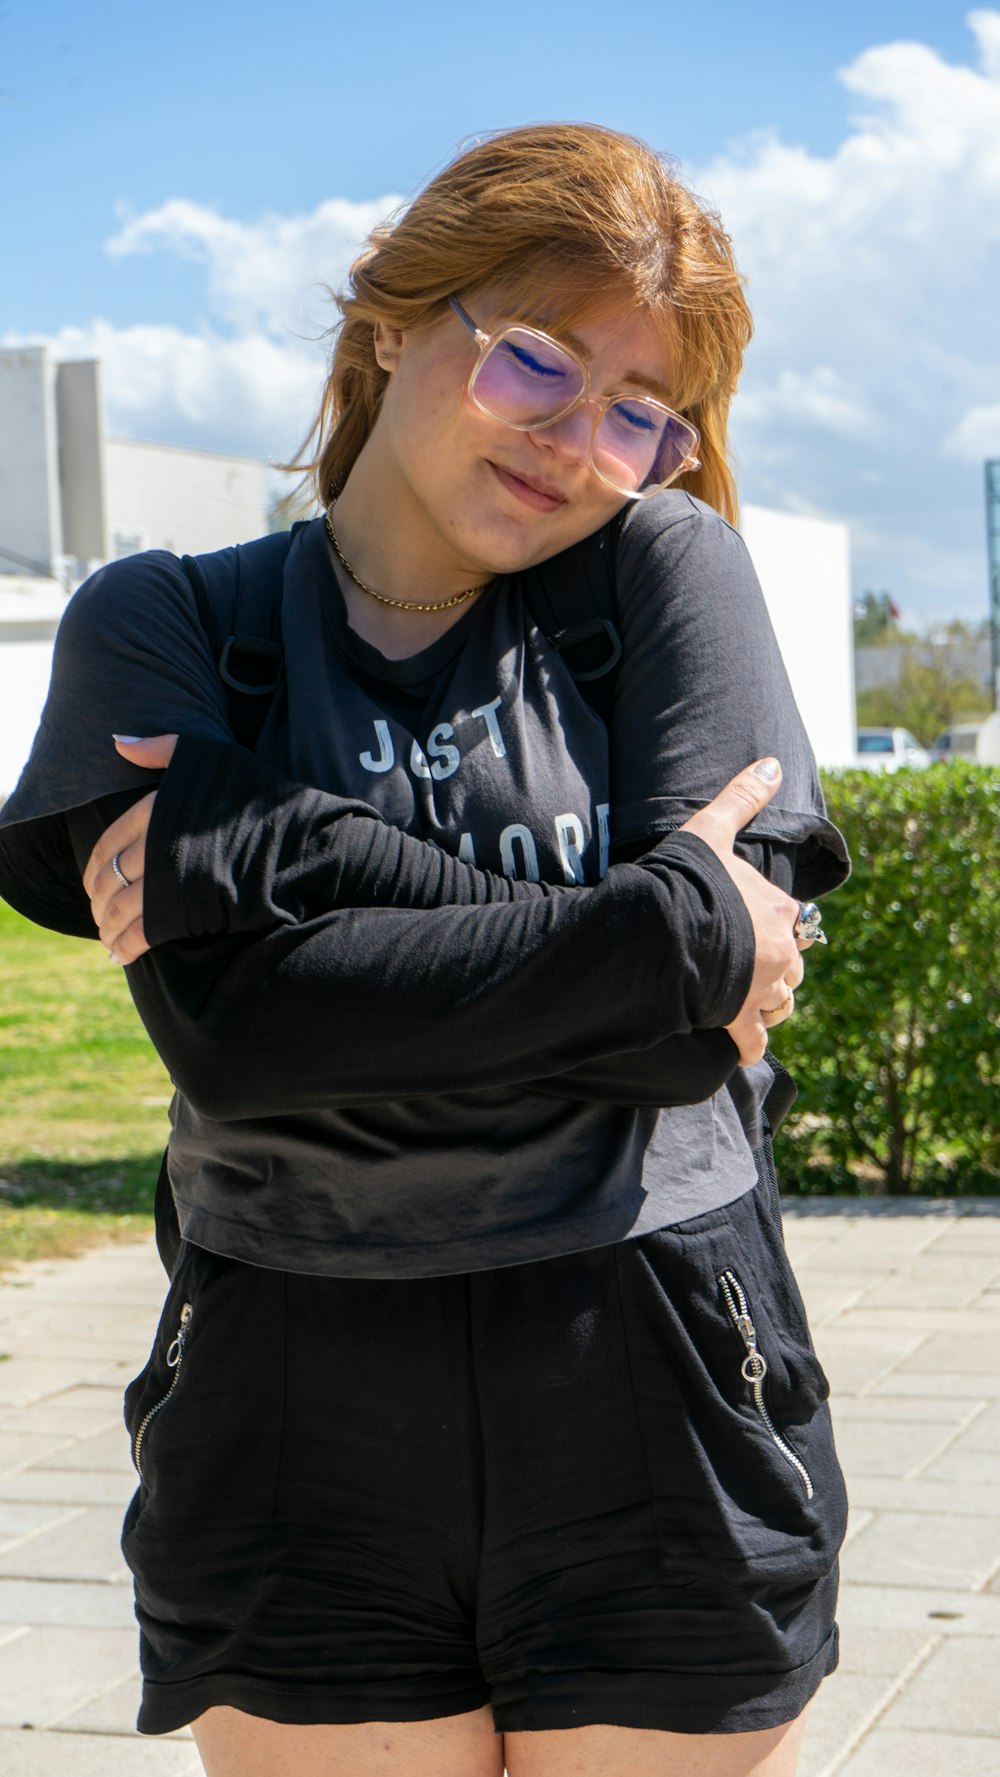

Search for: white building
xmin=0 ymin=345 xmax=855 ymax=797
xmin=0 ymin=345 xmax=269 ymax=799
xmin=739 ymin=503 xmax=856 ymax=770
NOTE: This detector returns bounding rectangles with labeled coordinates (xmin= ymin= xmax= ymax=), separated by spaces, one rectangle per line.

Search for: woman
xmin=0 ymin=124 xmax=849 ymax=1776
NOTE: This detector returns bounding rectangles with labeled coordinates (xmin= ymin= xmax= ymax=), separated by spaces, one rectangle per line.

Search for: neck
xmin=327 ymin=442 xmax=494 ymax=659
xmin=332 ymin=435 xmax=487 ymax=608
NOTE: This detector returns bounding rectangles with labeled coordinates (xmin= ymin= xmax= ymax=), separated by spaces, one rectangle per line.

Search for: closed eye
xmin=608 ymin=400 xmax=661 ymax=434
xmin=502 ymin=339 xmax=571 ymax=381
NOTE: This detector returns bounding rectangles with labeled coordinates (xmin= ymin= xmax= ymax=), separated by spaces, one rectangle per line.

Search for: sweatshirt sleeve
xmin=608 ymin=492 xmax=850 ymax=896
xmin=140 ymin=733 xmax=754 ymax=1112
xmin=63 ymin=789 xmax=752 ymax=1120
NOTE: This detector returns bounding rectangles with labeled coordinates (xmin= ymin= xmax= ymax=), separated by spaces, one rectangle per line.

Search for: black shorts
xmin=122 ymin=1184 xmax=847 ymax=1737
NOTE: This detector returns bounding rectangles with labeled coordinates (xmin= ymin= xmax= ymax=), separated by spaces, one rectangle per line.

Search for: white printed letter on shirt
xmin=470 ymin=696 xmax=506 ymax=759
xmin=360 ymin=720 xmax=395 ymax=774
xmin=555 ymin=812 xmax=586 ymax=884
xmin=596 ymin=803 xmax=611 ymax=879
xmin=499 ymin=824 xmax=541 ymax=882
xmin=427 ymin=723 xmax=461 ymax=780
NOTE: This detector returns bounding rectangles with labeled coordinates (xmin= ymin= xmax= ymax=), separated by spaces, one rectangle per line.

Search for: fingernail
xmin=754 ymin=758 xmax=780 ymax=782
xmin=108 ymin=949 xmax=123 ymax=965
xmin=113 ymin=734 xmax=145 ymax=744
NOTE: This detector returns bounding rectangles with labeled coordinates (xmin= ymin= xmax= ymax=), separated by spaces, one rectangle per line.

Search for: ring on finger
xmin=110 ymin=852 xmax=131 ymax=890
xmin=762 ymin=991 xmax=794 ymax=1019
xmin=795 ymin=900 xmax=827 ymax=945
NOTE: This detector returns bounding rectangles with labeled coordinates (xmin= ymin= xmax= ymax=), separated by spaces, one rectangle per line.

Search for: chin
xmin=467 ymin=506 xmax=616 ymax=578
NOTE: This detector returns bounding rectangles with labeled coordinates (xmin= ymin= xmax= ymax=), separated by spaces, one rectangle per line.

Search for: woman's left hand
xmin=83 ymin=734 xmax=178 ymax=963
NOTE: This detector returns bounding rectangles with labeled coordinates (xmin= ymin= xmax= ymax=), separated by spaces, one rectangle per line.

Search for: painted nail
xmin=754 ymin=758 xmax=780 ymax=782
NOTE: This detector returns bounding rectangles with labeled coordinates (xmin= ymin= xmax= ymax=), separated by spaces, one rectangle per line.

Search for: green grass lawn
xmin=0 ymin=898 xmax=172 ymax=1270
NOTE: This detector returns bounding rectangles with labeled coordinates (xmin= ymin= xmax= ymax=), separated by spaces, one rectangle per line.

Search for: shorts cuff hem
xmin=137 ymin=1672 xmax=492 ymax=1736
xmin=491 ymin=1624 xmax=840 ymax=1736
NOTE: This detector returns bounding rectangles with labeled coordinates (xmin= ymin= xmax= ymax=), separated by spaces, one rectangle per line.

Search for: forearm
xmin=113 ymin=836 xmax=752 ymax=1120
xmin=110 ymin=742 xmax=785 ymax=1116
xmin=143 ymin=732 xmax=555 ymax=943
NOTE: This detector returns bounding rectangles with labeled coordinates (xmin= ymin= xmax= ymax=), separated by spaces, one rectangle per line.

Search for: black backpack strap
xmin=182 ymin=529 xmax=295 ymax=749
xmin=525 ymin=511 xmax=625 ymax=721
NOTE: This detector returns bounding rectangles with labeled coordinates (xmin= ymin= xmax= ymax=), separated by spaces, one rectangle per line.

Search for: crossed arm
xmin=76 ymin=732 xmax=807 ymax=1121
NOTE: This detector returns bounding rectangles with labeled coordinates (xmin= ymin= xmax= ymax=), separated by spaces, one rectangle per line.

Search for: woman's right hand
xmin=680 ymin=759 xmax=813 ymax=1065
xmin=82 ymin=733 xmax=178 ymax=963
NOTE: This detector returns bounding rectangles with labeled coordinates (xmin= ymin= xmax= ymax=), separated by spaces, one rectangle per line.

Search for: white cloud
xmin=27 ymin=319 xmax=325 ymax=464
xmin=4 ymin=192 xmax=402 ymax=474
xmin=945 ymin=402 xmax=1000 ymax=461
xmin=698 ymin=9 xmax=1000 ymax=622
xmin=736 ymin=367 xmax=873 ymax=438
xmin=7 ymin=17 xmax=1000 ymax=623
xmin=106 ymin=193 xmax=403 ymax=336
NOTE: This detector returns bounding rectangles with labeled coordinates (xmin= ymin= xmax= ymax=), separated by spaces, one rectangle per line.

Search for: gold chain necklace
xmin=325 ymin=510 xmax=489 ymax=613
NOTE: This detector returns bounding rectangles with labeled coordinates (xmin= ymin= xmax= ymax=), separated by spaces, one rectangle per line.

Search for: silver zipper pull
xmin=165 ymin=1301 xmax=192 ymax=1369
xmin=718 ymin=1268 xmax=813 ymax=1500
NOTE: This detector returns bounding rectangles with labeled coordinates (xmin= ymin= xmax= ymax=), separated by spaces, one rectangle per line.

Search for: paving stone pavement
xmin=0 ymin=1201 xmax=998 ymax=1775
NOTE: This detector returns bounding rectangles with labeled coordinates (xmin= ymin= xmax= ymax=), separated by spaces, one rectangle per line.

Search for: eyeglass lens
xmin=470 ymin=327 xmax=694 ymax=493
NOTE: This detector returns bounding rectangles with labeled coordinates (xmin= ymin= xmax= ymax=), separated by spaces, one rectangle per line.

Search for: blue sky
xmin=2 ymin=1 xmax=999 ymax=626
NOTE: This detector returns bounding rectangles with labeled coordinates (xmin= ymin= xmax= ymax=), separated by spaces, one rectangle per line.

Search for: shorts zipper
xmin=717 ymin=1269 xmax=814 ymax=1501
xmin=132 ymin=1302 xmax=192 ymax=1479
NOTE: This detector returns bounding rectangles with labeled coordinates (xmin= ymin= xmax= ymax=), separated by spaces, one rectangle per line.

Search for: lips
xmin=490 ymin=461 xmax=567 ymax=512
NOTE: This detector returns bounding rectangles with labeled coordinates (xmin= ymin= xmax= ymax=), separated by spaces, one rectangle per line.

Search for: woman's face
xmin=368 ymin=291 xmax=676 ymax=578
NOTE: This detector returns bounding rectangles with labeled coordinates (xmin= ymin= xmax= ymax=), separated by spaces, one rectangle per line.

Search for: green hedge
xmin=773 ymin=762 xmax=1000 ymax=1194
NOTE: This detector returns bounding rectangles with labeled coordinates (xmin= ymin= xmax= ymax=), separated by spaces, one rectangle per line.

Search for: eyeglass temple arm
xmin=448 ymin=295 xmax=490 ymax=346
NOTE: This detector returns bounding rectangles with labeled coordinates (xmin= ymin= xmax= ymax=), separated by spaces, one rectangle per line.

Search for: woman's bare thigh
xmin=505 ymin=1711 xmax=808 ymax=1777
xmin=190 ymin=1704 xmax=504 ymax=1777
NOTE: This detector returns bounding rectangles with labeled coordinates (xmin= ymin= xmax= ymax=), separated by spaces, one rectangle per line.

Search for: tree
xmin=855 ymin=619 xmax=991 ymax=745
xmin=853 ymin=590 xmax=901 ymax=646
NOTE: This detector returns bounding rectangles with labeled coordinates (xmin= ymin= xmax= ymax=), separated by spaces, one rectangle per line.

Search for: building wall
xmin=0 ymin=580 xmax=65 ymax=801
xmin=103 ymin=439 xmax=268 ymax=559
xmin=740 ymin=503 xmax=856 ymax=768
xmin=0 ymin=348 xmax=63 ymax=576
xmin=56 ymin=360 xmax=107 ymax=565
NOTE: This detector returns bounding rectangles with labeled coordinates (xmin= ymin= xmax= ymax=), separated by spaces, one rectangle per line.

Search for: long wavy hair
xmin=289 ymin=123 xmax=752 ymax=524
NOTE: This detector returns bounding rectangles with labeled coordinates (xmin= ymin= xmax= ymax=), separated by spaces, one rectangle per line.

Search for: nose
xmin=532 ymin=400 xmax=595 ymax=466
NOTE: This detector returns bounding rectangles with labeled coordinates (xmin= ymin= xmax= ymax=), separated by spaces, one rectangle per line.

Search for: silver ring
xmin=110 ymin=852 xmax=131 ymax=890
xmin=795 ymin=900 xmax=827 ymax=945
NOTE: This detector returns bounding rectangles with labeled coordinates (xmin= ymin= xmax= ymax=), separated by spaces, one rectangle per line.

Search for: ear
xmin=373 ymin=320 xmax=404 ymax=372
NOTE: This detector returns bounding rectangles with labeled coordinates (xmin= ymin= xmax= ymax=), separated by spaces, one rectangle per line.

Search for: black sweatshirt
xmin=0 ymin=493 xmax=848 ymax=1276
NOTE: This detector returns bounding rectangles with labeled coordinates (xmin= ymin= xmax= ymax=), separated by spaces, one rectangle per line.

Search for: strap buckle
xmin=550 ymin=617 xmax=623 ymax=683
xmin=218 ymin=635 xmax=284 ymax=697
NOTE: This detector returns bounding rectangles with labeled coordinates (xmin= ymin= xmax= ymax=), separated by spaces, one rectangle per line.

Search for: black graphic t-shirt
xmin=273 ymin=525 xmax=611 ymax=889
xmin=0 ymin=494 xmax=848 ymax=1277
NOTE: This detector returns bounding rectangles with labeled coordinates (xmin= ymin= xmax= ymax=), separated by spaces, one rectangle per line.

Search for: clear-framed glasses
xmin=448 ymin=296 xmax=700 ymax=499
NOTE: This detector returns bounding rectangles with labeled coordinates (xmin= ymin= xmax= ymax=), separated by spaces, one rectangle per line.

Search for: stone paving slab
xmin=868 ymin=1368 xmax=1000 ymax=1399
xmin=847 ymin=1475 xmax=1000 ymax=1519
xmin=836 ymin=1729 xmax=1000 ymax=1776
xmin=16 ymin=1424 xmax=132 ymax=1473
xmin=0 ymin=1623 xmax=139 ymax=1727
xmin=828 ymin=1415 xmax=959 ymax=1477
xmin=53 ymin=1668 xmax=192 ymax=1739
xmin=860 ymin=1255 xmax=1000 ymax=1310
xmin=830 ymin=1391 xmax=978 ymax=1424
xmin=0 ymin=1504 xmax=129 ymax=1582
xmin=879 ymin=1635 xmax=1000 ymax=1736
xmin=799 ymin=1672 xmax=902 ymax=1777
xmin=840 ymin=1507 xmax=1000 ymax=1593
xmin=836 ymin=1578 xmax=1000 ymax=1636
xmin=0 ymin=1201 xmax=997 ymax=1777
xmin=806 ymin=1324 xmax=929 ymax=1394
xmin=0 ymin=1577 xmax=136 ymax=1630
xmin=0 ymin=1727 xmax=201 ymax=1774
xmin=0 ymin=1466 xmax=132 ymax=1507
